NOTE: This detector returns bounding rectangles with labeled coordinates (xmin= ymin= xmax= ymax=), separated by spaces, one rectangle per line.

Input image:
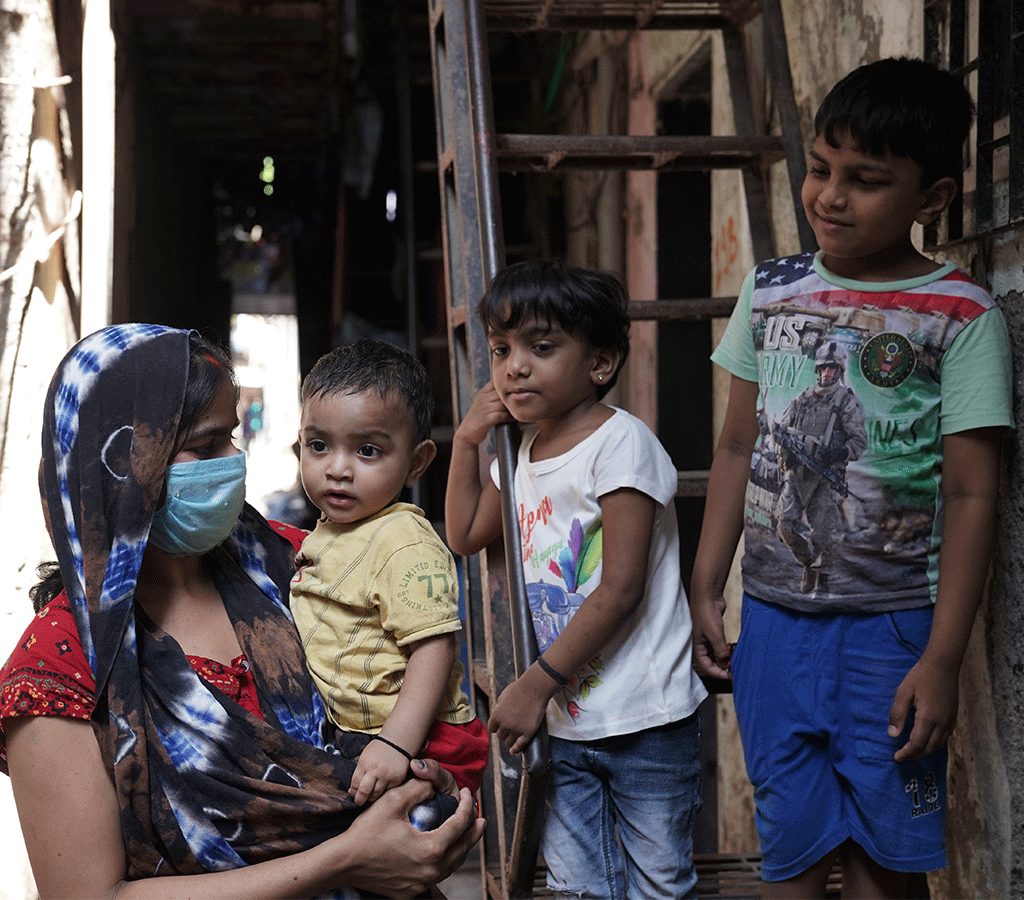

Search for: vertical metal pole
xmin=722 ymin=24 xmax=775 ymax=264
xmin=1010 ymin=0 xmax=1023 ymax=221
xmin=396 ymin=0 xmax=423 ymax=508
xmin=949 ymin=0 xmax=966 ymax=240
xmin=975 ymin=0 xmax=995 ymax=232
xmin=761 ymin=0 xmax=816 ymax=253
xmin=463 ymin=2 xmax=549 ymax=896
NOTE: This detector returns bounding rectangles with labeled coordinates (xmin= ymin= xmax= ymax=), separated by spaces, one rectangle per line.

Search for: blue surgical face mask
xmin=148 ymin=453 xmax=247 ymax=556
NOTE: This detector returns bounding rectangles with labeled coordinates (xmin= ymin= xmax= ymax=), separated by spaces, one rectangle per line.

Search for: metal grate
xmin=924 ymin=0 xmax=1024 ymax=246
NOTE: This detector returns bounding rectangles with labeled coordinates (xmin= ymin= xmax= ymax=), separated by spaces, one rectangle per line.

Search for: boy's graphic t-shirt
xmin=712 ymin=252 xmax=1013 ymax=612
xmin=490 ymin=408 xmax=707 ymax=740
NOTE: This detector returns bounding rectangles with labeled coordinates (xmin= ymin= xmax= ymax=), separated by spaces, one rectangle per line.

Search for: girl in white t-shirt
xmin=445 ymin=260 xmax=707 ymax=899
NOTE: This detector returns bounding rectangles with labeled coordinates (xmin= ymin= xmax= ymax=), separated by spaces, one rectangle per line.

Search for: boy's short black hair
xmin=301 ymin=339 xmax=432 ymax=442
xmin=814 ymin=57 xmax=974 ymax=185
xmin=477 ymin=260 xmax=630 ymax=399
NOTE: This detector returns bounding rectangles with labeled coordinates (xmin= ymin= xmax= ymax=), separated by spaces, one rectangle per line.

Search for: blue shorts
xmin=731 ymin=594 xmax=947 ymax=880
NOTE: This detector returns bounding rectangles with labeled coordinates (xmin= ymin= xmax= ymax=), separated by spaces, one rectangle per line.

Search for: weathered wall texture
xmin=563 ymin=31 xmax=627 ymax=275
xmin=941 ymin=233 xmax=1024 ymax=898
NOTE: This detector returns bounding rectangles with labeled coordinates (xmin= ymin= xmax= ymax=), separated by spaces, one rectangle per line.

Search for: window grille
xmin=924 ymin=0 xmax=1024 ymax=246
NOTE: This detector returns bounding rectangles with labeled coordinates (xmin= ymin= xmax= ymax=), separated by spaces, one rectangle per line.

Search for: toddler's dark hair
xmin=477 ymin=260 xmax=630 ymax=399
xmin=301 ymin=339 xmax=432 ymax=442
xmin=815 ymin=57 xmax=974 ymax=185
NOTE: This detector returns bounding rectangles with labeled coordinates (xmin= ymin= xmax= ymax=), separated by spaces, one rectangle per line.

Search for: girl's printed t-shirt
xmin=491 ymin=407 xmax=707 ymax=741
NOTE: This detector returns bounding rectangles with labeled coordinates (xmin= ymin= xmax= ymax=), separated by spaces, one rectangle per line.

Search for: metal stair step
xmin=448 ymin=297 xmax=736 ymax=327
xmin=496 ymin=133 xmax=784 ymax=171
xmin=523 ymin=854 xmax=843 ymax=898
xmin=678 ymin=469 xmax=710 ymax=496
xmin=483 ymin=0 xmax=764 ymax=32
xmin=629 ymin=296 xmax=737 ymax=320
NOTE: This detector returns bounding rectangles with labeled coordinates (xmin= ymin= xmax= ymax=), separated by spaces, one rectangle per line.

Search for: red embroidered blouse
xmin=0 ymin=521 xmax=307 ymax=760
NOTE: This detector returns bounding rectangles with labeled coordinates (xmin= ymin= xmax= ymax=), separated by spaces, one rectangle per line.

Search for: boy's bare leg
xmin=839 ymin=841 xmax=908 ymax=899
xmin=761 ymin=851 xmax=835 ymax=899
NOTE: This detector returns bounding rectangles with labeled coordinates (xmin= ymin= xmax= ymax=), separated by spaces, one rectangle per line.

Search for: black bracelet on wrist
xmin=536 ymin=654 xmax=569 ymax=686
xmin=370 ymin=734 xmax=413 ymax=761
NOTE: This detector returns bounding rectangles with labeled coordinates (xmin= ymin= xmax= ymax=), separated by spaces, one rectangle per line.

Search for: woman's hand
xmin=340 ymin=758 xmax=485 ymax=897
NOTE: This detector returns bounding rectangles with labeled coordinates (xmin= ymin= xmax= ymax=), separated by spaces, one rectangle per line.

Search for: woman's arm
xmin=488 ymin=487 xmax=656 ymax=753
xmin=349 ymin=633 xmax=457 ymax=804
xmin=444 ymin=383 xmax=509 ymax=555
xmin=689 ymin=375 xmax=760 ymax=681
xmin=7 ymin=717 xmax=483 ymax=898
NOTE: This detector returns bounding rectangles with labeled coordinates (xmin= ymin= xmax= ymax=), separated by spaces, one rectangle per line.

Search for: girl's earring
xmin=597 ymin=374 xmax=604 ymax=382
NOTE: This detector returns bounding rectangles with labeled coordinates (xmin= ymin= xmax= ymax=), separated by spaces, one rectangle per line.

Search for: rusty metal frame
xmin=427 ymin=2 xmax=550 ymax=898
xmin=427 ymin=1 xmax=815 ymax=895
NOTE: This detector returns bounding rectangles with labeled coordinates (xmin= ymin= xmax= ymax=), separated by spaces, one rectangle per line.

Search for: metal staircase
xmin=425 ymin=2 xmax=814 ymax=896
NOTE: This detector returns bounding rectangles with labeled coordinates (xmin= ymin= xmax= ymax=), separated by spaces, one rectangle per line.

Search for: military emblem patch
xmin=860 ymin=333 xmax=916 ymax=388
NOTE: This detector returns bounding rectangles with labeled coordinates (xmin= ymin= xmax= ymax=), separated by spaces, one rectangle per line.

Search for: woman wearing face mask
xmin=0 ymin=324 xmax=482 ymax=898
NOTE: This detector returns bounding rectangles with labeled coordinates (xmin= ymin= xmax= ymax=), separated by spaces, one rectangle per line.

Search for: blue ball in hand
xmin=408 ymin=791 xmax=459 ymax=831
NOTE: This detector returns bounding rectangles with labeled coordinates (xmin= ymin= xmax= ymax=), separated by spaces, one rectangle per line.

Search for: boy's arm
xmin=350 ymin=633 xmax=458 ymax=805
xmin=488 ymin=487 xmax=655 ymax=754
xmin=888 ymin=426 xmax=1003 ymax=762
xmin=689 ymin=376 xmax=760 ymax=681
xmin=444 ymin=382 xmax=510 ymax=556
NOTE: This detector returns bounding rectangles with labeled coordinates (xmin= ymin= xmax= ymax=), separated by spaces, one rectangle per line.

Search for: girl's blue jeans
xmin=542 ymin=712 xmax=702 ymax=898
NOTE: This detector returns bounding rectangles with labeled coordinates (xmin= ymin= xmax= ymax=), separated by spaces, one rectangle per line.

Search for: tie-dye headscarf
xmin=39 ymin=324 xmax=363 ymax=879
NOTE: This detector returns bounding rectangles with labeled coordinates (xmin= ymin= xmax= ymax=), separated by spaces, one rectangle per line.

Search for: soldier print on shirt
xmin=735 ymin=252 xmax=1005 ymax=611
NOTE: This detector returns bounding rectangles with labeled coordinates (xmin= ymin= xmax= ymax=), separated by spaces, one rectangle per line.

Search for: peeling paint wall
xmin=990 ymin=276 xmax=1024 ymax=896
xmin=941 ymin=233 xmax=1024 ymax=898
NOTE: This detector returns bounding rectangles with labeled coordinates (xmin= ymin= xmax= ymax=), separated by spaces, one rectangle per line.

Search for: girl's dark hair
xmin=476 ymin=260 xmax=630 ymax=399
xmin=31 ymin=331 xmax=236 ymax=611
xmin=814 ymin=57 xmax=975 ymax=185
xmin=301 ymin=339 xmax=433 ymax=442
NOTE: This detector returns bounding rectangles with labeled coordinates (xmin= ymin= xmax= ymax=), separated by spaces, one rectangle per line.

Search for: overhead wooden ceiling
xmin=112 ymin=1 xmax=760 ymax=157
xmin=115 ymin=0 xmax=345 ymax=156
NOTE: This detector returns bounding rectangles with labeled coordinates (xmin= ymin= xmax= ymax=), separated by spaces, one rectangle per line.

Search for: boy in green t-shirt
xmin=692 ymin=57 xmax=1013 ymax=896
